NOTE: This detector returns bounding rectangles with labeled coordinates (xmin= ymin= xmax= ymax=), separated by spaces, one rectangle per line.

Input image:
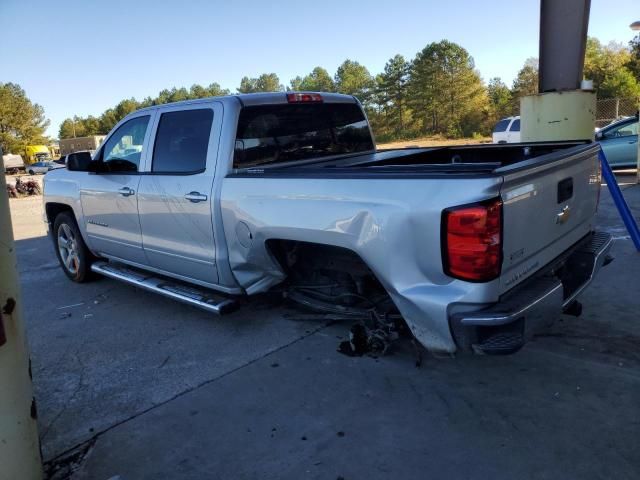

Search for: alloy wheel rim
xmin=58 ymin=223 xmax=80 ymax=275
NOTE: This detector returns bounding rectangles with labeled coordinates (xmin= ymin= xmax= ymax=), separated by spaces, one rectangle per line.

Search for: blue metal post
xmin=598 ymin=147 xmax=640 ymax=251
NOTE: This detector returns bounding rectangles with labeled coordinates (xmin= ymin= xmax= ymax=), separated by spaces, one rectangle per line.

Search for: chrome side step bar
xmin=91 ymin=261 xmax=238 ymax=315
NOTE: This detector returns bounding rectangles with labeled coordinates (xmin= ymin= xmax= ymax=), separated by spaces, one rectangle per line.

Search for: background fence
xmin=596 ymin=97 xmax=639 ymax=129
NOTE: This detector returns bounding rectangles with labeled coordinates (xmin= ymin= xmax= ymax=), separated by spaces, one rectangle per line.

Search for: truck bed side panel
xmin=221 ymin=176 xmax=502 ymax=353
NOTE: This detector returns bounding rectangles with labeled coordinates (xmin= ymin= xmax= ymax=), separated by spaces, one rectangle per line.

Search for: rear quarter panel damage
xmin=221 ymin=175 xmax=503 ymax=353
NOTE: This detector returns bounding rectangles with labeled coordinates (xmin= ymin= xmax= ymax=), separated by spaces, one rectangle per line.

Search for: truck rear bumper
xmin=449 ymin=231 xmax=613 ymax=354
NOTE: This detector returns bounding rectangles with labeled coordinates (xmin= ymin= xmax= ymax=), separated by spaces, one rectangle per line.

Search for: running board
xmin=91 ymin=261 xmax=238 ymax=315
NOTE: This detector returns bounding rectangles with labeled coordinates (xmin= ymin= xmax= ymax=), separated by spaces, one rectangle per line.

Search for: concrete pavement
xmin=9 ymin=175 xmax=640 ymax=479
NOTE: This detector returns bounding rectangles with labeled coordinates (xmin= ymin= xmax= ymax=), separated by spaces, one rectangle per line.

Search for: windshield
xmin=233 ymin=102 xmax=374 ymax=168
xmin=605 ymin=120 xmax=638 ymax=138
xmin=493 ymin=119 xmax=511 ymax=133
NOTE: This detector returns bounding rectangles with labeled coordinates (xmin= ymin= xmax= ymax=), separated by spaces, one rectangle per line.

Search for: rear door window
xmin=152 ymin=109 xmax=214 ymax=173
xmin=234 ymin=102 xmax=374 ymax=168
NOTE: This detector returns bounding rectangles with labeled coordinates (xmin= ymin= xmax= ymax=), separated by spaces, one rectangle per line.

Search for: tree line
xmin=1 ymin=36 xmax=639 ymax=155
xmin=0 ymin=83 xmax=49 ymax=154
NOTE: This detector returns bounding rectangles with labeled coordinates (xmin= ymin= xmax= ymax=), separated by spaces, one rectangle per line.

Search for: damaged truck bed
xmin=43 ymin=92 xmax=612 ymax=355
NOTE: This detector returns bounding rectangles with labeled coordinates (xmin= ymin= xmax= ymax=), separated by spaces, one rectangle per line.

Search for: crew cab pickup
xmin=44 ymin=92 xmax=612 ymax=355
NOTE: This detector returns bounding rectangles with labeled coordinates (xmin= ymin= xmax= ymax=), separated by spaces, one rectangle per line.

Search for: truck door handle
xmin=185 ymin=192 xmax=208 ymax=203
xmin=118 ymin=187 xmax=135 ymax=197
xmin=556 ymin=205 xmax=571 ymax=224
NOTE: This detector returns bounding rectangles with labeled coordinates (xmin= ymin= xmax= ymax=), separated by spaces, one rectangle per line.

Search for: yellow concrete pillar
xmin=0 ymin=156 xmax=42 ymax=480
xmin=520 ymin=90 xmax=596 ymax=142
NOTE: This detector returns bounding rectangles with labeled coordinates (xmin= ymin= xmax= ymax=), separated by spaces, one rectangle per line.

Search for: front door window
xmin=101 ymin=116 xmax=150 ymax=173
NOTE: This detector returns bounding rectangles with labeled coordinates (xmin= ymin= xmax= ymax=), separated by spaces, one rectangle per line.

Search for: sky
xmin=1 ymin=0 xmax=637 ymax=138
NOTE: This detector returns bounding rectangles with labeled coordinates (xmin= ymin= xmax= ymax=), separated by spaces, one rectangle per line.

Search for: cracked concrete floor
xmin=9 ymin=175 xmax=640 ymax=479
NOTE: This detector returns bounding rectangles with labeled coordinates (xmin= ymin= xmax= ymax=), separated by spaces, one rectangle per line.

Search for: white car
xmin=492 ymin=116 xmax=521 ymax=143
xmin=27 ymin=161 xmax=64 ymax=175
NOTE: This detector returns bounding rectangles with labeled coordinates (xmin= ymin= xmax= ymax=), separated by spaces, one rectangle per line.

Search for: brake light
xmin=442 ymin=198 xmax=503 ymax=282
xmin=286 ymin=93 xmax=323 ymax=103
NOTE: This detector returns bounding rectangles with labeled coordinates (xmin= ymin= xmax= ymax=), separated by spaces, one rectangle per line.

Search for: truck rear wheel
xmin=53 ymin=212 xmax=94 ymax=282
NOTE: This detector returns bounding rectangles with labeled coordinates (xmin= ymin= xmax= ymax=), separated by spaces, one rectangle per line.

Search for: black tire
xmin=28 ymin=170 xmax=35 ymax=175
xmin=53 ymin=212 xmax=95 ymax=282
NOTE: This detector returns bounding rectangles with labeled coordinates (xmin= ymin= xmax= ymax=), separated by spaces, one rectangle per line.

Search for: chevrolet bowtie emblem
xmin=556 ymin=205 xmax=571 ymax=224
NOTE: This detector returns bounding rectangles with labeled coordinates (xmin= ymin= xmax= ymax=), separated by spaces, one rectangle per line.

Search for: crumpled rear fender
xmin=220 ymin=175 xmax=503 ymax=353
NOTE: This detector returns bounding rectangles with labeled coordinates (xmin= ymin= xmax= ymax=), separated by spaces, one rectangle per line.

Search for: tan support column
xmin=520 ymin=90 xmax=597 ymax=142
xmin=0 ymin=150 xmax=43 ymax=480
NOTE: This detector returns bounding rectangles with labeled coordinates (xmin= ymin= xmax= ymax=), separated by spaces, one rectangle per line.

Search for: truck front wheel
xmin=53 ymin=212 xmax=94 ymax=282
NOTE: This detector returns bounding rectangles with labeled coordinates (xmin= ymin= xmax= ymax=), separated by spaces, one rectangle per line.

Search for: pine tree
xmin=377 ymin=55 xmax=410 ymax=136
xmin=408 ymin=40 xmax=489 ymax=137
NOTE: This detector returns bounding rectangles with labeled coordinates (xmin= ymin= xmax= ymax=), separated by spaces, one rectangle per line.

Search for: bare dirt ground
xmin=377 ymin=136 xmax=492 ymax=149
xmin=9 ymin=195 xmax=46 ymax=240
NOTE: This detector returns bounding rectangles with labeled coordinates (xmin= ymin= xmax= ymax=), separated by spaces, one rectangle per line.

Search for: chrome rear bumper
xmin=450 ymin=231 xmax=613 ymax=354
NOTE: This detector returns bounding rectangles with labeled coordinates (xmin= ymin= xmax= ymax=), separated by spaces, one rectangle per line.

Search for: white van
xmin=2 ymin=153 xmax=25 ymax=173
xmin=492 ymin=116 xmax=521 ymax=143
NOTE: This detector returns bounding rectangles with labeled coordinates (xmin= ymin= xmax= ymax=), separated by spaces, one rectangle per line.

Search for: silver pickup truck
xmin=44 ymin=92 xmax=612 ymax=355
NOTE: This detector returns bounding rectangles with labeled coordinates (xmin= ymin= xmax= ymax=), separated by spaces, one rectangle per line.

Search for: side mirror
xmin=595 ymin=131 xmax=603 ymax=140
xmin=67 ymin=151 xmax=95 ymax=172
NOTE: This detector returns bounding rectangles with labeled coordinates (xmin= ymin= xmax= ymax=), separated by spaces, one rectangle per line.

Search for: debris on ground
xmin=338 ymin=324 xmax=369 ymax=357
xmin=6 ymin=183 xmax=18 ymax=198
xmin=332 ymin=308 xmax=430 ymax=366
xmin=93 ymin=293 xmax=108 ymax=305
xmin=43 ymin=438 xmax=96 ymax=480
xmin=337 ymin=312 xmax=407 ymax=359
xmin=6 ymin=177 xmax=42 ymax=197
xmin=281 ymin=275 xmax=420 ymax=363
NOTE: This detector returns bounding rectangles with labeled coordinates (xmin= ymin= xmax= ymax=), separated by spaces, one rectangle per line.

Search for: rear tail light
xmin=442 ymin=198 xmax=503 ymax=282
xmin=286 ymin=92 xmax=323 ymax=103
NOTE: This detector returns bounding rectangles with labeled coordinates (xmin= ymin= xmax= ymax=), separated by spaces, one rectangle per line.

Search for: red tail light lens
xmin=286 ymin=93 xmax=323 ymax=103
xmin=442 ymin=198 xmax=503 ymax=282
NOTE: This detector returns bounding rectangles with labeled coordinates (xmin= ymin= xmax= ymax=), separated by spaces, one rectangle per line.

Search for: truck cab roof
xmin=135 ymin=92 xmax=358 ymax=114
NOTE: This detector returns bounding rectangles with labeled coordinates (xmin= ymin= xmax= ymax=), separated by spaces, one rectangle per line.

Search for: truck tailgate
xmin=497 ymin=144 xmax=600 ymax=294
